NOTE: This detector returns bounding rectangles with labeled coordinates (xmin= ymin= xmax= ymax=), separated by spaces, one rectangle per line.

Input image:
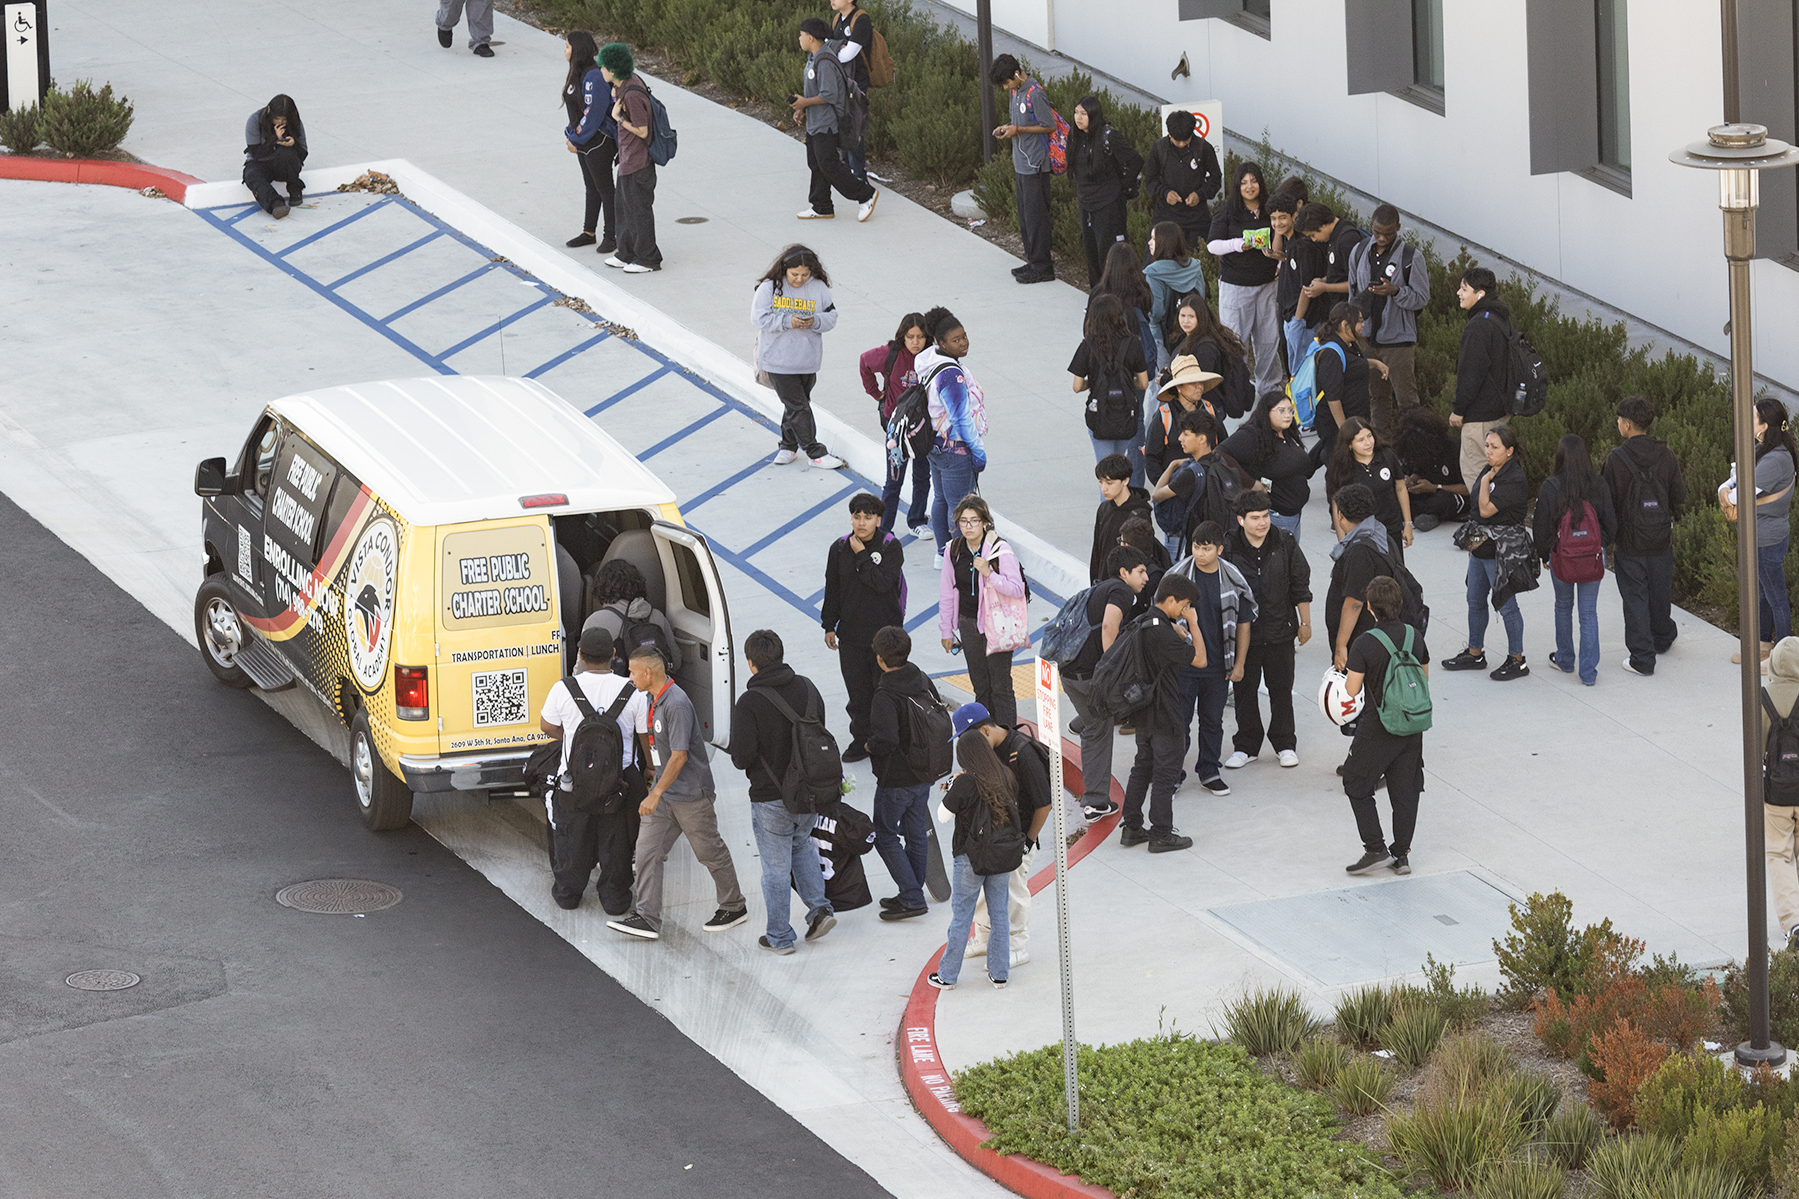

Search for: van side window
xmin=265 ymin=434 xmax=339 ymax=570
xmin=670 ymin=543 xmax=711 ymax=617
xmin=240 ymin=417 xmax=282 ymax=502
xmin=319 ymin=467 xmax=364 ymax=561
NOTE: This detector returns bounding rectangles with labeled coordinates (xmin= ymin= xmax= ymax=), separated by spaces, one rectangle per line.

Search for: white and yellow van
xmin=192 ymin=376 xmax=735 ymax=830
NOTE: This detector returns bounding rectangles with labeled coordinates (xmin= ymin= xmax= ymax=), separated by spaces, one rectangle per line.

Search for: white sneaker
xmin=603 ymin=255 xmax=625 ymax=268
xmin=797 ymin=208 xmax=834 ymax=219
xmin=1278 ymin=749 xmax=1300 ymax=768
xmin=622 ymin=262 xmax=659 ymax=274
xmin=809 ymin=453 xmax=846 ymax=470
xmin=1223 ymin=751 xmax=1256 ymax=769
xmin=964 ymin=940 xmax=989 ymax=959
xmin=772 ymin=448 xmax=798 ymax=466
xmin=857 ymin=189 xmax=879 ymax=222
xmin=1009 ymin=948 xmax=1029 ymax=968
xmin=934 ymin=550 xmax=945 ymax=569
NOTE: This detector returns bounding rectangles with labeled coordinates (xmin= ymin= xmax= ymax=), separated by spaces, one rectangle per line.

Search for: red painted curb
xmin=898 ymin=732 xmax=1125 ymax=1199
xmin=0 ymin=154 xmax=205 ymax=203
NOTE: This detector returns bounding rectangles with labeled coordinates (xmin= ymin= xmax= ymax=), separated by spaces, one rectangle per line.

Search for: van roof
xmin=269 ymin=376 xmax=677 ymax=527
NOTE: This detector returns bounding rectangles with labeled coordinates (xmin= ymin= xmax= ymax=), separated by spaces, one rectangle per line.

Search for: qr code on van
xmin=472 ymin=669 xmax=529 ymax=727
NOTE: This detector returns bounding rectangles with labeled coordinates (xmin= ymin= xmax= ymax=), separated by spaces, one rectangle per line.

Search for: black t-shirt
xmin=1070 ymin=578 xmax=1136 ymax=677
xmin=831 ymin=9 xmax=875 ymax=91
xmin=1347 ymin=619 xmax=1430 ymax=712
xmin=1322 ymin=223 xmax=1366 ymax=287
xmin=1068 ymin=336 xmax=1147 ymax=388
xmin=1312 ymin=338 xmax=1370 ymax=440
xmin=953 ymin=542 xmax=978 ymax=619
xmin=1208 ymin=203 xmax=1279 ymax=287
xmin=1325 ymin=538 xmax=1393 ymax=646
xmin=1139 ymin=613 xmax=1196 ymax=732
xmin=1337 ymin=449 xmax=1406 ymax=533
xmin=998 ymin=728 xmax=1053 ymax=836
xmin=1279 ymin=236 xmax=1329 ymax=325
xmin=1400 ymin=432 xmax=1460 ymax=492
xmin=1193 ymin=567 xmax=1224 ymax=672
xmin=1219 ymin=425 xmax=1312 ymax=517
xmin=1469 ymin=458 xmax=1530 ymax=559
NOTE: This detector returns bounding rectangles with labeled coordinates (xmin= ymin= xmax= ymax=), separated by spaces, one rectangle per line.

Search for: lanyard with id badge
xmin=646 ymin=681 xmax=674 ymax=773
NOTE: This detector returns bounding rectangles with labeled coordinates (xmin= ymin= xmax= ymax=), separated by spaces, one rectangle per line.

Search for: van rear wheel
xmin=195 ymin=576 xmax=255 ymax=688
xmin=350 ymin=708 xmax=414 ymax=831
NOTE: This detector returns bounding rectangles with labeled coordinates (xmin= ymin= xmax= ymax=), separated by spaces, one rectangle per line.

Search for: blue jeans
xmin=1551 ymin=575 xmax=1601 ymax=685
xmin=1466 ymin=556 xmax=1524 ymax=656
xmin=1177 ymin=664 xmax=1230 ymax=780
xmin=882 ymin=454 xmax=931 ymax=534
xmin=1283 ymin=317 xmax=1310 ymax=387
xmin=873 ymin=783 xmax=932 ymax=909
xmin=938 ymin=854 xmax=1010 ymax=985
xmin=751 ymin=802 xmax=830 ymax=949
xmin=1271 ymin=510 xmax=1301 ymax=538
xmin=1762 ymin=537 xmax=1792 ymax=646
xmin=928 ymin=448 xmax=978 ymax=547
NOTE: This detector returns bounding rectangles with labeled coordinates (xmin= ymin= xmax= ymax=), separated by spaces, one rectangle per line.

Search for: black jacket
xmin=996 ymin=727 xmax=1053 ymax=837
xmin=821 ymin=531 xmax=905 ymax=645
xmin=1145 ymin=135 xmax=1221 ymax=231
xmin=866 ymin=663 xmax=943 ymax=787
xmin=1070 ymin=124 xmax=1134 ymax=209
xmin=1454 ymin=297 xmax=1513 ymax=422
xmin=729 ymin=663 xmax=825 ymax=803
xmin=1091 ymin=486 xmax=1152 ymax=582
xmin=1532 ymin=475 xmax=1618 ymax=559
xmin=1225 ymin=525 xmax=1312 ymax=643
xmin=1602 ymin=434 xmax=1689 ymax=555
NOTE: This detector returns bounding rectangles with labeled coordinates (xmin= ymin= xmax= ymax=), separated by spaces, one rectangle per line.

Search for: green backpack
xmin=1368 ymin=627 xmax=1433 ymax=736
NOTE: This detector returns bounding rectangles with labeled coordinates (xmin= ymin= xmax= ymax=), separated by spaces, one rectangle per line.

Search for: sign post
xmin=2 ymin=1 xmax=51 ymax=113
xmin=1034 ymin=655 xmax=1079 ymax=1134
xmin=1158 ymin=100 xmax=1225 ymax=161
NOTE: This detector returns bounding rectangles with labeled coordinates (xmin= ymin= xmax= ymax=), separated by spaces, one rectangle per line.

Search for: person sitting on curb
xmin=242 ymin=94 xmax=307 ymax=219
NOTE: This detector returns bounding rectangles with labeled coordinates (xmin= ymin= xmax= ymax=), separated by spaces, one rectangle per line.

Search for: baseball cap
xmin=950 ymin=702 xmax=991 ymax=740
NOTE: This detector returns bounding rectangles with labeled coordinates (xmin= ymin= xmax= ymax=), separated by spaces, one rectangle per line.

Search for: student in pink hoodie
xmin=938 ymin=495 xmax=1027 ymax=727
xmin=860 ymin=312 xmax=931 ymax=536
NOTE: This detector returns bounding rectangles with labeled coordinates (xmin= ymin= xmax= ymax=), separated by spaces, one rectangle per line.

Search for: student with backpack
xmin=1760 ymin=638 xmax=1799 ymax=951
xmin=1225 ymin=492 xmax=1311 ymax=770
xmin=1163 ymin=291 xmax=1251 ymax=421
xmin=1341 ymin=576 xmax=1431 ymax=876
xmin=1070 ymin=296 xmax=1151 ymax=484
xmin=1325 ymin=417 xmax=1413 ymax=552
xmin=827 ymin=0 xmax=878 ymax=183
xmin=600 ymin=43 xmax=662 ymax=273
xmin=928 ymin=716 xmax=1026 ymax=990
xmin=1307 ymin=302 xmax=1389 ymax=468
xmin=792 ymin=19 xmax=880 ymax=223
xmin=939 ymin=496 xmax=1028 ymax=728
xmin=860 ymin=313 xmax=931 ymax=536
xmin=727 ymin=630 xmax=839 ymax=954
xmin=964 ymin=706 xmax=1053 ymax=969
xmin=917 ymin=308 xmax=989 ymax=554
xmin=1326 ymin=484 xmax=1422 ymax=672
xmin=1150 ymin=407 xmax=1222 ymax=558
xmin=1720 ymin=399 xmax=1797 ymax=663
xmin=1058 ymin=546 xmax=1152 ymax=822
xmin=1270 ymin=189 xmax=1327 ymax=378
xmin=1347 ymin=204 xmax=1431 ymax=440
xmin=1145 ymin=224 xmax=1209 ymax=368
xmin=822 ymin=493 xmax=906 ymax=762
xmin=1089 ymin=454 xmax=1152 ymax=583
xmin=1602 ymin=396 xmax=1687 ymax=677
xmin=1442 ymin=426 xmax=1531 ymax=681
xmin=1220 ymin=391 xmax=1312 ymax=538
xmin=1069 ymin=96 xmax=1142 ymax=288
xmin=562 ymin=32 xmax=617 ymax=256
xmin=1534 ymin=434 xmax=1617 ymax=687
xmin=1450 ymin=268 xmax=1514 ymax=490
xmin=538 ymin=626 xmax=652 ymax=913
xmin=1163 ymin=521 xmax=1256 ymax=796
xmin=583 ymin=559 xmax=681 ymax=676
xmin=866 ymin=626 xmax=949 ymax=922
xmin=988 ymin=54 xmax=1058 ymax=285
xmin=1114 ymin=573 xmax=1209 ymax=852
xmin=753 ymin=244 xmax=847 ymax=470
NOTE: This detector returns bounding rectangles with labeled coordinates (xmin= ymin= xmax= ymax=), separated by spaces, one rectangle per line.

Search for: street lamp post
xmin=1670 ymin=122 xmax=1799 ymax=1068
xmin=976 ymin=0 xmax=996 ymax=166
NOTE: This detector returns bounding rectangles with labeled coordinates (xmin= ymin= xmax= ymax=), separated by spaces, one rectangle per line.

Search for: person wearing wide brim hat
xmin=1158 ymin=355 xmax=1223 ymax=400
xmin=1145 ymin=354 xmax=1225 ymax=486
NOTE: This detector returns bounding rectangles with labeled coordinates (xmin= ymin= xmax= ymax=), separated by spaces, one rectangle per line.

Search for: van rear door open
xmin=434 ymin=516 xmax=563 ymax=757
xmin=650 ymin=521 xmax=735 ymax=749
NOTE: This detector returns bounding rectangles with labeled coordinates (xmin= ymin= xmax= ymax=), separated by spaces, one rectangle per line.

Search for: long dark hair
xmin=1092 ymin=242 xmax=1152 ymax=314
xmin=1171 ymin=293 xmax=1247 ymax=363
xmin=1755 ymin=398 xmax=1798 ymax=464
xmin=1245 ymin=389 xmax=1304 ymax=462
xmin=1083 ymin=293 xmax=1132 ymax=357
xmin=1485 ymin=423 xmax=1526 ymax=472
xmin=889 ymin=312 xmax=928 ymax=353
xmin=1547 ymin=433 xmax=1603 ymax=526
xmin=258 ymin=95 xmax=303 ymax=145
xmin=1070 ymin=94 xmax=1106 ymax=151
xmin=563 ymin=32 xmax=599 ymax=124
xmin=757 ymin=244 xmax=830 ymax=291
xmin=955 ymin=729 xmax=1017 ymax=822
xmin=1395 ymin=405 xmax=1454 ymax=472
xmin=1323 ymin=301 xmax=1364 ymax=345
xmin=1325 ymin=416 xmax=1385 ymax=502
xmin=1149 ymin=221 xmax=1190 ymax=265
xmin=1224 ymin=161 xmax=1269 ymax=221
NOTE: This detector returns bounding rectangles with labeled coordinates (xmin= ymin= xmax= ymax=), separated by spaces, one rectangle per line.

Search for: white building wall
xmin=944 ymin=0 xmax=1799 ymax=391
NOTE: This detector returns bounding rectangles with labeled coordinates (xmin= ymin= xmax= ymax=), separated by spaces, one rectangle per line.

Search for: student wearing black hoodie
xmin=1069 ymin=96 xmax=1140 ymax=288
xmin=822 ymin=493 xmax=906 ymax=762
xmin=242 ymin=95 xmax=307 ymax=217
xmin=1090 ymin=454 xmax=1152 ymax=582
xmin=1144 ymin=110 xmax=1221 ymax=249
xmin=1450 ymin=268 xmax=1514 ymax=492
xmin=1224 ymin=491 xmax=1312 ymax=769
xmin=866 ymin=626 xmax=945 ymax=921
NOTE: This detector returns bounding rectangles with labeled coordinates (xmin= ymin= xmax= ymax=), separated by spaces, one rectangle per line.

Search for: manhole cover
xmin=276 ymin=879 xmax=403 ymax=914
xmin=674 ymin=216 xmax=709 ymax=224
xmin=66 ymin=970 xmax=140 ymax=991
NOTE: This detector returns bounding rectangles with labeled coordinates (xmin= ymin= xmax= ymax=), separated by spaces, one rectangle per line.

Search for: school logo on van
xmin=345 ymin=519 xmax=397 ymax=689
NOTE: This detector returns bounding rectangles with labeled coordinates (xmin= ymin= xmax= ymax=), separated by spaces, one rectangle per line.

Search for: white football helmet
xmin=1318 ymin=667 xmax=1365 ymax=727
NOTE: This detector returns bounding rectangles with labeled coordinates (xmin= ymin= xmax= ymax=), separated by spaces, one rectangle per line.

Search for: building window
xmin=1412 ymin=0 xmax=1444 ymax=92
xmin=1177 ymin=0 xmax=1269 ymax=39
xmin=1233 ymin=0 xmax=1271 ymax=39
xmin=1595 ymin=0 xmax=1631 ymax=175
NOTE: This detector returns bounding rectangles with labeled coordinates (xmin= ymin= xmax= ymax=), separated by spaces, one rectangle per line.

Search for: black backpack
xmin=964 ymin=789 xmax=1026 ymax=876
xmin=1616 ymin=449 xmax=1675 ymax=553
xmin=1765 ymin=690 xmax=1799 ymax=805
xmin=885 ymin=364 xmax=948 ymax=462
xmin=1193 ymin=451 xmax=1254 ymax=537
xmin=599 ymin=604 xmax=673 ymax=675
xmin=1375 ymin=541 xmax=1431 ymax=633
xmin=757 ymin=687 xmax=845 ymax=815
xmin=1218 ymin=352 xmax=1254 ymax=419
xmin=1006 ymin=726 xmax=1054 ymax=799
xmin=1102 ymin=126 xmax=1144 ymax=201
xmin=1503 ymin=323 xmax=1549 ymax=417
xmin=1089 ymin=614 xmax=1164 ymax=721
xmin=1084 ymin=338 xmax=1141 ymax=440
xmin=564 ymin=680 xmax=636 ymax=815
xmin=900 ymin=689 xmax=955 ymax=782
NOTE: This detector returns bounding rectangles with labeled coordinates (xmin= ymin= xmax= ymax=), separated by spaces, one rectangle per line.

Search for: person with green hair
xmin=599 ymin=42 xmax=663 ymax=273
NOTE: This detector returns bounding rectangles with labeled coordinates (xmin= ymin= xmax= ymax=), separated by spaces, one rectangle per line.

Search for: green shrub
xmin=1384 ymin=1001 xmax=1447 ymax=1070
xmin=1494 ymin=892 xmax=1587 ymax=1006
xmin=1435 ymin=1032 xmax=1519 ymax=1097
xmin=0 ymin=101 xmax=41 ymax=153
xmin=953 ymin=1033 xmax=1403 ymax=1199
xmin=1539 ymin=1103 xmax=1604 ymax=1169
xmin=1472 ymin=1156 xmax=1567 ymax=1199
xmin=1657 ymin=1163 xmax=1751 ymax=1199
xmin=1682 ymin=1103 xmax=1786 ymax=1192
xmin=1723 ymin=946 xmax=1799 ymax=1050
xmin=1291 ymin=1034 xmax=1351 ymax=1091
xmin=1636 ymin=1051 xmax=1748 ymax=1143
xmin=1388 ymin=1090 xmax=1529 ymax=1191
xmin=1334 ymin=984 xmax=1396 ymax=1048
xmin=1329 ymin=1053 xmax=1396 ymax=1116
xmin=1491 ymin=1070 xmax=1562 ymax=1132
xmin=1587 ymin=1133 xmax=1680 ymax=1199
xmin=1218 ymin=985 xmax=1318 ymax=1056
xmin=1424 ymin=952 xmax=1491 ymax=1030
xmin=1642 ymin=952 xmax=1704 ymax=993
xmin=39 ymin=80 xmax=133 ymax=158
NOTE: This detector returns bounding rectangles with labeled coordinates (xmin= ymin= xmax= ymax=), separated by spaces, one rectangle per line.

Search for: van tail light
xmin=395 ymin=666 xmax=429 ymax=720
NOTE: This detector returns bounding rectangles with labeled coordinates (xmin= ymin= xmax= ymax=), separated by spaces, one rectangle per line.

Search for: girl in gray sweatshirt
xmin=752 ymin=244 xmax=845 ymax=469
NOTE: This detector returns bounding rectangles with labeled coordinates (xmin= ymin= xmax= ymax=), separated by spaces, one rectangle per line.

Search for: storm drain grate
xmin=276 ymin=879 xmax=403 ymax=915
xmin=66 ymin=970 xmax=141 ymax=991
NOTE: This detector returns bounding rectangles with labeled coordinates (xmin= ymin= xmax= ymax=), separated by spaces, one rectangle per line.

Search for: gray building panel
xmin=1525 ymin=0 xmax=1599 ymax=176
xmin=1736 ymin=3 xmax=1798 ymax=261
xmin=1345 ymin=0 xmax=1413 ymax=95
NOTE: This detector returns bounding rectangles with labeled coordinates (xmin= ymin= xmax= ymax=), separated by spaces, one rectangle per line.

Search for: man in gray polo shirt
xmin=989 ymin=53 xmax=1057 ymax=284
xmin=607 ymin=647 xmax=747 ymax=940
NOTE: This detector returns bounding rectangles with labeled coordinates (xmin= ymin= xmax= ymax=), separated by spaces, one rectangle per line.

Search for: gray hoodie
xmin=752 ymin=275 xmax=839 ymax=375
xmin=582 ymin=597 xmax=682 ymax=674
xmin=1145 ymin=257 xmax=1209 ymax=334
xmin=803 ymin=43 xmax=850 ymax=135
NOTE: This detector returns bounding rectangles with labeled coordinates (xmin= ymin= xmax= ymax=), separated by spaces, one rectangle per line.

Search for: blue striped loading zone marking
xmin=325 ymin=229 xmax=444 ymax=291
xmin=584 ymin=365 xmax=674 ymax=416
xmin=524 ymin=329 xmax=613 ymax=380
xmin=379 ymin=263 xmax=494 ymax=325
xmin=275 ymin=195 xmax=395 ymax=258
xmin=223 ymin=202 xmax=264 ymax=226
xmin=434 ymin=295 xmax=555 ymax=363
xmin=637 ymin=405 xmax=736 ymax=461
xmin=738 ymin=483 xmax=865 ymax=559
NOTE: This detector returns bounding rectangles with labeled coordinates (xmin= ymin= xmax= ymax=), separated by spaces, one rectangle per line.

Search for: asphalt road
xmin=0 ymin=491 xmax=893 ymax=1199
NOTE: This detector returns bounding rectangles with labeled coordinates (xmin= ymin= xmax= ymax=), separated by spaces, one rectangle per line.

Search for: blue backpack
xmin=1153 ymin=459 xmax=1205 ymax=538
xmin=1289 ymin=339 xmax=1345 ymax=431
xmin=623 ymin=81 xmax=678 ymax=166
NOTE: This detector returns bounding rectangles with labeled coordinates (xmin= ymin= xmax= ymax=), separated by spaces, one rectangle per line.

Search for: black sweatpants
xmin=243 ymin=146 xmax=305 ymax=213
xmin=1122 ymin=722 xmax=1183 ymax=837
xmin=1015 ymin=169 xmax=1053 ymax=271
xmin=839 ymin=640 xmax=878 ymax=750
xmin=1233 ymin=637 xmax=1296 ymax=756
xmin=616 ymin=164 xmax=661 ymax=268
xmin=769 ymin=372 xmax=828 ymax=458
xmin=1616 ymin=548 xmax=1678 ymax=674
xmin=805 ymin=128 xmax=874 ymax=214
xmin=1411 ymin=489 xmax=1471 ymax=521
xmin=1079 ymin=196 xmax=1128 ymax=288
xmin=547 ymin=793 xmax=639 ymax=914
xmin=1342 ymin=724 xmax=1424 ymax=857
xmin=575 ymin=135 xmax=617 ymax=244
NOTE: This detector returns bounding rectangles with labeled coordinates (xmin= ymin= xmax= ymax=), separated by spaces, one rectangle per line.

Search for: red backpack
xmin=1551 ymin=498 xmax=1605 ymax=584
